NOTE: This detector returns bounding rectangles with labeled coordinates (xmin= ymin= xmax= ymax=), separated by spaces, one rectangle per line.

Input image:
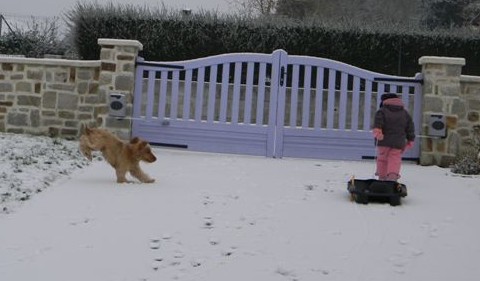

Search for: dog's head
xmin=129 ymin=137 xmax=157 ymax=163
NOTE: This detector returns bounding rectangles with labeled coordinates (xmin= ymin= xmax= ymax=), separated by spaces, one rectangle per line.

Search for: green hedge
xmin=67 ymin=2 xmax=480 ymax=76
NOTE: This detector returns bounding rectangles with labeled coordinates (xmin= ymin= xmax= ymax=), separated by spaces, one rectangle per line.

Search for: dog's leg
xmin=130 ymin=164 xmax=155 ymax=183
xmin=115 ymin=168 xmax=131 ymax=183
xmin=79 ymin=135 xmax=93 ymax=161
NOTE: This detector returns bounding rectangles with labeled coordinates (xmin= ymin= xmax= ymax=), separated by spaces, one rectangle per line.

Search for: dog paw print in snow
xmin=202 ymin=195 xmax=214 ymax=207
xmin=221 ymin=246 xmax=237 ymax=257
xmin=304 ymin=184 xmax=316 ymax=191
xmin=190 ymin=258 xmax=203 ymax=268
xmin=209 ymin=237 xmax=220 ymax=246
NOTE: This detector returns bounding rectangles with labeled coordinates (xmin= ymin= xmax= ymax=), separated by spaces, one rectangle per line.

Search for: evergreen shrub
xmin=66 ymin=2 xmax=480 ymax=76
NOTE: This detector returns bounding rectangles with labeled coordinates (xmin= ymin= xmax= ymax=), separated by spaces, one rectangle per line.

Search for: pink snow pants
xmin=376 ymin=146 xmax=403 ymax=181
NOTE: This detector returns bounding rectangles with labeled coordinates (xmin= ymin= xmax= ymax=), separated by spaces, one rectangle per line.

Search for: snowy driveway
xmin=1 ymin=147 xmax=480 ymax=281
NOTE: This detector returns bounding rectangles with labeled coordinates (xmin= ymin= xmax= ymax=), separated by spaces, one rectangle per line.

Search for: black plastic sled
xmin=347 ymin=178 xmax=407 ymax=206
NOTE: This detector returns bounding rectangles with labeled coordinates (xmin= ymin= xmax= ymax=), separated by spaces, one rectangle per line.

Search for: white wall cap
xmin=460 ymin=75 xmax=480 ymax=83
xmin=0 ymin=57 xmax=100 ymax=67
xmin=419 ymin=56 xmax=465 ymax=66
xmin=98 ymin=38 xmax=143 ymax=51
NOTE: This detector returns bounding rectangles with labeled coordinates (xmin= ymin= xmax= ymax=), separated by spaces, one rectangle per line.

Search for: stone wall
xmin=1 ymin=40 xmax=479 ymax=166
xmin=0 ymin=38 xmax=142 ymax=139
xmin=419 ymin=56 xmax=480 ymax=166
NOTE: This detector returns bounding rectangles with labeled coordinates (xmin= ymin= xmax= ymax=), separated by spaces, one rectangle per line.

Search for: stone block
xmin=43 ymin=91 xmax=57 ymax=109
xmin=27 ymin=69 xmax=44 ymax=80
xmin=445 ymin=65 xmax=463 ymax=77
xmin=17 ymin=95 xmax=41 ymax=107
xmin=61 ymin=128 xmax=79 ymax=135
xmin=41 ymin=110 xmax=56 ymax=117
xmin=48 ymin=127 xmax=60 ymax=137
xmin=7 ymin=112 xmax=28 ymax=126
xmin=11 ymin=74 xmax=24 ymax=80
xmin=78 ymin=113 xmax=93 ymax=120
xmin=78 ymin=106 xmax=94 ymax=112
xmin=65 ymin=120 xmax=79 ymax=128
xmin=89 ymin=82 xmax=99 ymax=94
xmin=100 ymin=49 xmax=114 ymax=60
xmin=435 ymin=140 xmax=446 ymax=153
xmin=101 ymin=62 xmax=116 ymax=72
xmin=439 ymin=155 xmax=456 ymax=168
xmin=54 ymin=72 xmax=68 ymax=83
xmin=0 ymin=83 xmax=13 ymax=92
xmin=457 ymin=127 xmax=471 ymax=137
xmin=467 ymin=111 xmax=479 ymax=122
xmin=57 ymin=93 xmax=78 ymax=110
xmin=115 ymin=75 xmax=133 ymax=91
xmin=105 ymin=116 xmax=131 ymax=129
xmin=7 ymin=128 xmax=24 ymax=134
xmin=420 ymin=153 xmax=434 ymax=166
xmin=42 ymin=119 xmax=63 ymax=126
xmin=77 ymin=69 xmax=93 ymax=80
xmin=123 ymin=63 xmax=135 ymax=72
xmin=16 ymin=81 xmax=32 ymax=92
xmin=69 ymin=67 xmax=76 ymax=83
xmin=439 ymin=84 xmax=461 ymax=96
xmin=446 ymin=115 xmax=457 ymax=129
xmin=117 ymin=54 xmax=134 ymax=61
xmin=2 ymin=63 xmax=13 ymax=71
xmin=423 ymin=96 xmax=443 ymax=112
xmin=48 ymin=84 xmax=76 ymax=92
xmin=77 ymin=82 xmax=89 ymax=94
xmin=84 ymin=95 xmax=98 ymax=104
xmin=35 ymin=83 xmax=42 ymax=93
xmin=100 ymin=73 xmax=113 ymax=84
xmin=58 ymin=110 xmax=75 ymax=119
xmin=30 ymin=109 xmax=40 ymax=127
xmin=0 ymin=101 xmax=13 ymax=106
xmin=468 ymin=99 xmax=480 ymax=110
xmin=451 ymin=98 xmax=466 ymax=118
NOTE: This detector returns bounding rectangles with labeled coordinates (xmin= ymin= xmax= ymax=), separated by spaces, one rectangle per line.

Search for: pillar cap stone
xmin=97 ymin=38 xmax=143 ymax=51
xmin=419 ymin=56 xmax=465 ymax=66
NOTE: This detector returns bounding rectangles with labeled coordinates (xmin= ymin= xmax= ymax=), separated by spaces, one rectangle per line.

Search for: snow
xmin=1 ymin=132 xmax=480 ymax=281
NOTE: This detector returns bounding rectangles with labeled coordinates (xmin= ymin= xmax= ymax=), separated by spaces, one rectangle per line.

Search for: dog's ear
xmin=130 ymin=137 xmax=140 ymax=144
xmin=85 ymin=127 xmax=92 ymax=135
xmin=138 ymin=141 xmax=148 ymax=149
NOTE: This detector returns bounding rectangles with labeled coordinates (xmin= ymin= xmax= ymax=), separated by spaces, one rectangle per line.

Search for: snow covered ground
xmin=0 ymin=132 xmax=480 ymax=281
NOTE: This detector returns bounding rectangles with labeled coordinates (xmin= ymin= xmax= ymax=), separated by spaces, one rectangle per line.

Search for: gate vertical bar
xmin=267 ymin=49 xmax=287 ymax=158
xmin=132 ymin=63 xmax=144 ymax=119
xmin=256 ymin=63 xmax=267 ymax=125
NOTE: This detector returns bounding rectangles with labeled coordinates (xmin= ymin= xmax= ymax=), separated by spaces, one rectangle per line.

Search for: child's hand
xmin=372 ymin=128 xmax=384 ymax=141
xmin=405 ymin=140 xmax=414 ymax=150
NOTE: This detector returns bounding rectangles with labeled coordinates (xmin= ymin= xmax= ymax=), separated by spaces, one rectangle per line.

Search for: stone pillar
xmin=97 ymin=38 xmax=143 ymax=140
xmin=418 ymin=56 xmax=465 ymax=167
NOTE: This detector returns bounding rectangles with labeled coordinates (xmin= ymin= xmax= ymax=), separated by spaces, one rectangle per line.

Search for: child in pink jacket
xmin=372 ymin=93 xmax=415 ymax=181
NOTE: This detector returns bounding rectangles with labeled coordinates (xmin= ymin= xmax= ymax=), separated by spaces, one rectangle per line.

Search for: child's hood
xmin=382 ymin=98 xmax=404 ymax=111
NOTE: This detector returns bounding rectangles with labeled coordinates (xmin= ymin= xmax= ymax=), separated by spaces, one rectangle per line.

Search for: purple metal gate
xmin=132 ymin=50 xmax=422 ymax=160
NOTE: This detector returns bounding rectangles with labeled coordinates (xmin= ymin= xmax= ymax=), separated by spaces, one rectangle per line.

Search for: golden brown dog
xmin=79 ymin=127 xmax=156 ymax=183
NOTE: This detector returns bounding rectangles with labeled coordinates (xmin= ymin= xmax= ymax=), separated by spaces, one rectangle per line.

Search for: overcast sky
xmin=1 ymin=0 xmax=233 ymax=17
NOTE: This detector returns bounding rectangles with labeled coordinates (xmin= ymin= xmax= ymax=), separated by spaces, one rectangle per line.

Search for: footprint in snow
xmin=152 ymin=257 xmax=163 ymax=271
xmin=202 ymin=216 xmax=214 ymax=229
xmin=150 ymin=239 xmax=161 ymax=250
xmin=275 ymin=266 xmax=298 ymax=280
